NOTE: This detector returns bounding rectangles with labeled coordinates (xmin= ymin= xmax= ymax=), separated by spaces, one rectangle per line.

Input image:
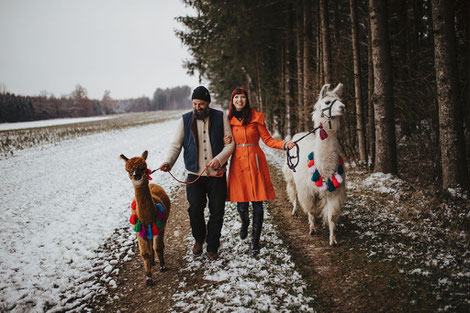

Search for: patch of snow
xmin=0 ymin=115 xmax=117 ymax=131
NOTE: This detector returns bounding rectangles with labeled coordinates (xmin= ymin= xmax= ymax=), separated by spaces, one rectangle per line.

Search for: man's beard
xmin=194 ymin=106 xmax=210 ymax=120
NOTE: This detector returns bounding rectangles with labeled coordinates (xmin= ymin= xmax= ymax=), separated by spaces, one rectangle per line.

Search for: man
xmin=160 ymin=86 xmax=234 ymax=261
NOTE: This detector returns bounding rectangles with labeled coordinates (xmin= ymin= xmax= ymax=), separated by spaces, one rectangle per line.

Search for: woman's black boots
xmin=239 ymin=211 xmax=250 ymax=239
xmin=251 ymin=211 xmax=264 ymax=256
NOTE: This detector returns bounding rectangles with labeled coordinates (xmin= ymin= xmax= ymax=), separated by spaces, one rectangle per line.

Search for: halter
xmin=320 ymin=99 xmax=338 ymax=129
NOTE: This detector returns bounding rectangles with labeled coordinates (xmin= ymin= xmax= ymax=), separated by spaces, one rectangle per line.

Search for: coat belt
xmin=236 ymin=143 xmax=258 ymax=147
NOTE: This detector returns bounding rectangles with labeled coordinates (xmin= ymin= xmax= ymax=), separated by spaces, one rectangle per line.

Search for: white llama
xmin=283 ymin=83 xmax=347 ymax=246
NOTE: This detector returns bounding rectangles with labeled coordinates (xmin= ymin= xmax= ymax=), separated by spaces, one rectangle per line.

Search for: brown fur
xmin=120 ymin=150 xmax=171 ymax=286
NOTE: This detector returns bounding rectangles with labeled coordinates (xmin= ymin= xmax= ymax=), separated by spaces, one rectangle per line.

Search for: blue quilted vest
xmin=182 ymin=109 xmax=224 ymax=172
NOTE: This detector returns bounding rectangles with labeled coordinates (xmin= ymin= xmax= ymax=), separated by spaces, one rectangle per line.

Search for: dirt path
xmin=89 ymin=166 xmax=456 ymax=312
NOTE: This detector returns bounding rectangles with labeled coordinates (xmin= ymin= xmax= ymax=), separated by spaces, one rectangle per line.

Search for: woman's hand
xmin=284 ymin=141 xmax=296 ymax=150
xmin=224 ymin=135 xmax=232 ymax=144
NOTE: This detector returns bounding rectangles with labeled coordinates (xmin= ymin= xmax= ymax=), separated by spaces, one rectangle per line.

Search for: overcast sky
xmin=0 ymin=0 xmax=201 ymax=99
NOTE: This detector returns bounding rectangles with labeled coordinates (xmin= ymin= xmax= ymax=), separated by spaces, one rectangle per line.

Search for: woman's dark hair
xmin=228 ymin=87 xmax=252 ymax=125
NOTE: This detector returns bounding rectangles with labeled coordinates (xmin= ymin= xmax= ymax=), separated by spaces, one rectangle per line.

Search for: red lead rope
xmin=150 ymin=165 xmax=225 ymax=185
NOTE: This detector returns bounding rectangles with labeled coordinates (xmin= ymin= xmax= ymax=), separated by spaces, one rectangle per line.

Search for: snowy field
xmin=0 ymin=115 xmax=186 ymax=312
xmin=0 ymin=116 xmax=117 ymax=131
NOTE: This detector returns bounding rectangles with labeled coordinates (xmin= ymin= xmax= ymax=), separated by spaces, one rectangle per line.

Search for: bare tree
xmin=369 ymin=0 xmax=397 ymax=174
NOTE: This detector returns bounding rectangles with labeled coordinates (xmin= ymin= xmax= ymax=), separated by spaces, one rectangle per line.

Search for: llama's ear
xmin=142 ymin=150 xmax=148 ymax=160
xmin=333 ymin=83 xmax=344 ymax=96
xmin=120 ymin=154 xmax=129 ymax=162
xmin=319 ymin=84 xmax=330 ymax=99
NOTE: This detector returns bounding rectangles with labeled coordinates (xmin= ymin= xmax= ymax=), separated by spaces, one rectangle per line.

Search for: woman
xmin=226 ymin=87 xmax=294 ymax=256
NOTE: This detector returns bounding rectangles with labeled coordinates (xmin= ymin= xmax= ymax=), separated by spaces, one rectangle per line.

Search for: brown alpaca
xmin=120 ymin=150 xmax=171 ymax=286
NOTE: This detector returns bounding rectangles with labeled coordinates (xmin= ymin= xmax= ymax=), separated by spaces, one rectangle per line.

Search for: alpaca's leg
xmin=137 ymin=236 xmax=154 ymax=285
xmin=154 ymin=228 xmax=167 ymax=272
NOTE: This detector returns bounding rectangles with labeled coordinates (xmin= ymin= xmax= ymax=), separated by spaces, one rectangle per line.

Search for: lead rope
xmin=286 ymin=124 xmax=328 ymax=172
xmin=151 ymin=165 xmax=225 ymax=185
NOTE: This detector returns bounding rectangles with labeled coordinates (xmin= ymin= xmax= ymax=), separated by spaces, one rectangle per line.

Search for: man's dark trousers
xmin=186 ymin=173 xmax=227 ymax=253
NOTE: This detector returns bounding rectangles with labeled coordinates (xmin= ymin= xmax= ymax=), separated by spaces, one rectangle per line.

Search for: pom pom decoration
xmin=307 ymin=159 xmax=315 ymax=168
xmin=157 ymin=210 xmax=164 ymax=221
xmin=331 ymin=175 xmax=341 ymax=188
xmin=146 ymin=169 xmax=153 ymax=181
xmin=131 ymin=199 xmax=136 ymax=211
xmin=129 ymin=214 xmax=137 ymax=225
xmin=156 ymin=220 xmax=163 ymax=230
xmin=307 ymin=152 xmax=345 ymax=192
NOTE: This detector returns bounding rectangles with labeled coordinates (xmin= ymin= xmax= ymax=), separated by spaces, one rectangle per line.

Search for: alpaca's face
xmin=125 ymin=158 xmax=148 ymax=186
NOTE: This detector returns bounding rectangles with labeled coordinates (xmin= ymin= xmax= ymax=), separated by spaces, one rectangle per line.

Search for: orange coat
xmin=227 ymin=110 xmax=285 ymax=202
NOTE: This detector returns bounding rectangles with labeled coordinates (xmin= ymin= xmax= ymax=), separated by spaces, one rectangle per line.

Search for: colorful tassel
xmin=129 ymin=214 xmax=137 ymax=225
xmin=308 ymin=166 xmax=316 ymax=174
xmin=152 ymin=222 xmax=159 ymax=236
xmin=156 ymin=220 xmax=163 ymax=230
xmin=319 ymin=183 xmax=328 ymax=191
xmin=339 ymin=156 xmax=344 ymax=165
xmin=134 ymin=219 xmax=142 ymax=232
xmin=307 ymin=159 xmax=315 ymax=168
xmin=157 ymin=210 xmax=164 ymax=221
xmin=308 ymin=152 xmax=314 ymax=160
xmin=147 ymin=224 xmax=153 ymax=239
xmin=156 ymin=203 xmax=165 ymax=212
xmin=139 ymin=225 xmax=147 ymax=238
xmin=319 ymin=123 xmax=328 ymax=140
xmin=147 ymin=169 xmax=153 ymax=181
xmin=315 ymin=177 xmax=323 ymax=187
xmin=131 ymin=199 xmax=136 ymax=211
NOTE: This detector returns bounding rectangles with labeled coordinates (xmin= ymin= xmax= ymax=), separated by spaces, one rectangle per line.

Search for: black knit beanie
xmin=191 ymin=86 xmax=211 ymax=103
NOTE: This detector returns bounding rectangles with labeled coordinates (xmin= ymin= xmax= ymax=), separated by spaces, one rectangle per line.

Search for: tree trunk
xmin=369 ymin=0 xmax=397 ymax=174
xmin=296 ymin=0 xmax=304 ymax=132
xmin=367 ymin=26 xmax=376 ymax=168
xmin=303 ymin=0 xmax=312 ymax=130
xmin=350 ymin=0 xmax=368 ymax=165
xmin=431 ymin=0 xmax=469 ymax=190
xmin=287 ymin=1 xmax=297 ymax=137
xmin=320 ymin=0 xmax=332 ymax=83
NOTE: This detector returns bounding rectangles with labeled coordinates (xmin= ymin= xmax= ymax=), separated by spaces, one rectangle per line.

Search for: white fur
xmin=283 ymin=83 xmax=347 ymax=246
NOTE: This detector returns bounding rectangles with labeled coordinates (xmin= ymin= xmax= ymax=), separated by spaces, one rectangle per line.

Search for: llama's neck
xmin=133 ymin=182 xmax=156 ymax=222
xmin=313 ymin=130 xmax=341 ymax=178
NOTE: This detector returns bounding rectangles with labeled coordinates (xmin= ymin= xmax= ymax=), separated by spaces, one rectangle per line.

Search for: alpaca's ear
xmin=142 ymin=150 xmax=148 ymax=160
xmin=333 ymin=83 xmax=344 ymax=96
xmin=319 ymin=84 xmax=330 ymax=99
xmin=120 ymin=154 xmax=129 ymax=162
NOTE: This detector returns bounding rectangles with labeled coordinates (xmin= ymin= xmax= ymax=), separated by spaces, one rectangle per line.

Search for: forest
xmin=0 ymin=85 xmax=192 ymax=123
xmin=176 ymin=0 xmax=469 ymax=192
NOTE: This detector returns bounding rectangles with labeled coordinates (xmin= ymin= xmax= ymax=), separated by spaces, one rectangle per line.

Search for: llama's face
xmin=312 ymin=83 xmax=346 ymax=125
xmin=120 ymin=151 xmax=149 ymax=186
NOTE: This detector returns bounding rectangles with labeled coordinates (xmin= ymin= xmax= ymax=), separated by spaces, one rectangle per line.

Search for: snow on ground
xmin=0 ymin=117 xmax=185 ymax=312
xmin=170 ymin=201 xmax=315 ymax=312
xmin=0 ymin=116 xmax=117 ymax=131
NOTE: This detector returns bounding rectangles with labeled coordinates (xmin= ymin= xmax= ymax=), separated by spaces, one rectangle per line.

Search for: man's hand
xmin=159 ymin=162 xmax=170 ymax=172
xmin=207 ymin=158 xmax=221 ymax=169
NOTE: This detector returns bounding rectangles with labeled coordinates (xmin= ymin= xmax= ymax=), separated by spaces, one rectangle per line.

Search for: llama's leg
xmin=307 ymin=211 xmax=317 ymax=235
xmin=154 ymin=228 xmax=167 ymax=272
xmin=137 ymin=236 xmax=154 ymax=286
xmin=325 ymin=200 xmax=338 ymax=247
